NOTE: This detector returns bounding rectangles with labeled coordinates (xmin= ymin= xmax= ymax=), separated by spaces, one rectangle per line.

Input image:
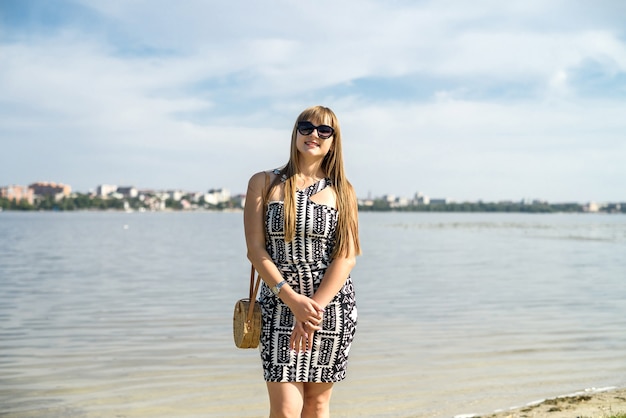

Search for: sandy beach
xmin=477 ymin=388 xmax=626 ymax=418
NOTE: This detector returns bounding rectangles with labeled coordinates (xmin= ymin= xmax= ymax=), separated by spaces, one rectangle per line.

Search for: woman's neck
xmin=297 ymin=160 xmax=324 ymax=179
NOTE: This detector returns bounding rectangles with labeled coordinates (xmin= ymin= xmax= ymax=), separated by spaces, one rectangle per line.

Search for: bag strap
xmin=245 ymin=170 xmax=271 ymax=324
xmin=262 ymin=170 xmax=271 ymax=212
xmin=246 ymin=265 xmax=261 ymax=324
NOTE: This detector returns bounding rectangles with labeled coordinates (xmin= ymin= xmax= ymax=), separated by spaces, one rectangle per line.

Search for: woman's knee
xmin=270 ymin=403 xmax=302 ymax=418
xmin=267 ymin=382 xmax=304 ymax=418
xmin=301 ymin=383 xmax=333 ymax=417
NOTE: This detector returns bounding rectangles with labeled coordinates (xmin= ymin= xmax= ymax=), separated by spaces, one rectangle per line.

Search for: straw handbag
xmin=233 ymin=171 xmax=270 ymax=349
xmin=233 ymin=265 xmax=262 ymax=348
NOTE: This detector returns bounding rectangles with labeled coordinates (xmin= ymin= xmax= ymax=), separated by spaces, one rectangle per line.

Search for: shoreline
xmin=473 ymin=387 xmax=626 ymax=418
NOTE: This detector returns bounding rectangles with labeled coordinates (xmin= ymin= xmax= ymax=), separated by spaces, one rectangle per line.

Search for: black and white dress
xmin=258 ymin=173 xmax=358 ymax=383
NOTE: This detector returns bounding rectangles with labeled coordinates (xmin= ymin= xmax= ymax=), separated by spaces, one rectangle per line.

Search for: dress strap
xmin=273 ymin=168 xmax=287 ymax=183
xmin=302 ymin=178 xmax=332 ymax=197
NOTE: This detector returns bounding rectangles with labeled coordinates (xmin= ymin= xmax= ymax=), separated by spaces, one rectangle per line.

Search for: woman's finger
xmin=290 ymin=322 xmax=308 ymax=351
xmin=302 ymin=322 xmax=319 ymax=351
xmin=289 ymin=333 xmax=296 ymax=351
xmin=306 ymin=329 xmax=315 ymax=351
xmin=304 ymin=320 xmax=322 ymax=331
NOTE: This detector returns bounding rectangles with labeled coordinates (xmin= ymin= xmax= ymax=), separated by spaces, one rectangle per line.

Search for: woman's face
xmin=295 ymin=118 xmax=334 ymax=160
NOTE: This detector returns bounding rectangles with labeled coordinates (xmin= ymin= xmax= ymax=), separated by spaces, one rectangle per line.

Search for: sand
xmin=477 ymin=388 xmax=626 ymax=418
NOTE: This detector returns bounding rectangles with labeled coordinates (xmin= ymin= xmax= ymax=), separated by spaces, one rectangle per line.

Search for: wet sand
xmin=478 ymin=388 xmax=626 ymax=418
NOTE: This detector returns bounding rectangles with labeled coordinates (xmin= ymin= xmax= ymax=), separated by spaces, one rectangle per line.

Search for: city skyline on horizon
xmin=1 ymin=178 xmax=619 ymax=205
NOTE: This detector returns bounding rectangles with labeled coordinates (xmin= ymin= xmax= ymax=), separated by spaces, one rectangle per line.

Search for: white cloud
xmin=1 ymin=0 xmax=625 ymax=201
xmin=338 ymin=95 xmax=626 ymax=201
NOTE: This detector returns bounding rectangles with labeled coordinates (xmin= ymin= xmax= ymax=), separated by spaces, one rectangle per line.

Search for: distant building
xmin=205 ymin=188 xmax=231 ymax=205
xmin=96 ymin=184 xmax=118 ymax=198
xmin=117 ymin=186 xmax=138 ymax=199
xmin=583 ymin=202 xmax=600 ymax=213
xmin=188 ymin=192 xmax=205 ymax=203
xmin=391 ymin=197 xmax=410 ymax=208
xmin=0 ymin=185 xmax=35 ymax=205
xmin=232 ymin=194 xmax=246 ymax=208
xmin=29 ymin=182 xmax=71 ymax=200
xmin=414 ymin=192 xmax=430 ymax=205
xmin=168 ymin=190 xmax=184 ymax=201
xmin=141 ymin=195 xmax=166 ymax=211
xmin=180 ymin=199 xmax=191 ymax=210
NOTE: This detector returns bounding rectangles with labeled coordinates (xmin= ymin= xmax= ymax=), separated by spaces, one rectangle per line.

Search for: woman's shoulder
xmin=248 ymin=168 xmax=285 ymax=189
xmin=248 ymin=170 xmax=267 ymax=184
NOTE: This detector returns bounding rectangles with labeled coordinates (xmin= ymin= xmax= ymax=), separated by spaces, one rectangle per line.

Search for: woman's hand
xmin=284 ymin=293 xmax=324 ymax=326
xmin=290 ymin=320 xmax=321 ymax=351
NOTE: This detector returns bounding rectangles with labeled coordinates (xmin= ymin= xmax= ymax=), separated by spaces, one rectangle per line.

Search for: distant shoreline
xmin=2 ymin=194 xmax=624 ymax=214
xmin=1 ymin=207 xmax=625 ymax=215
xmin=1 ymin=208 xmax=625 ymax=215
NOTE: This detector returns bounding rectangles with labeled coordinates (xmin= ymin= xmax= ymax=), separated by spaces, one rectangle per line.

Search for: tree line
xmin=0 ymin=194 xmax=234 ymax=211
xmin=2 ymin=195 xmax=624 ymax=213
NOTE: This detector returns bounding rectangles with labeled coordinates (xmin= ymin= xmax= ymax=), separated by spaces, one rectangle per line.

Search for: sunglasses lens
xmin=317 ymin=125 xmax=333 ymax=138
xmin=298 ymin=122 xmax=314 ymax=135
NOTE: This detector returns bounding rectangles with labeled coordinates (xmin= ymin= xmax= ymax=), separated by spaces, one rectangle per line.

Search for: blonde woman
xmin=244 ymin=105 xmax=361 ymax=418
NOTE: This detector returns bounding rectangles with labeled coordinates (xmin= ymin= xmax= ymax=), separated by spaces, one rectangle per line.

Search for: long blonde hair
xmin=269 ymin=105 xmax=361 ymax=259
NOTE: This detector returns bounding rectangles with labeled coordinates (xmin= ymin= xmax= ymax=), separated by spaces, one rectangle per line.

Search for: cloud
xmin=1 ymin=0 xmax=625 ymax=201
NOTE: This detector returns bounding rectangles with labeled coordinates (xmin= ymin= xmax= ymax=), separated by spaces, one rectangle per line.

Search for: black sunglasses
xmin=297 ymin=121 xmax=335 ymax=140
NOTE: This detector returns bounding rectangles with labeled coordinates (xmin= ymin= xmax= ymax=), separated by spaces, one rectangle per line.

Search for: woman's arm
xmin=312 ymin=186 xmax=359 ymax=308
xmin=243 ymin=171 xmax=323 ymax=325
xmin=293 ymin=193 xmax=358 ymax=351
xmin=243 ymin=171 xmax=283 ymax=287
xmin=311 ymin=254 xmax=356 ymax=308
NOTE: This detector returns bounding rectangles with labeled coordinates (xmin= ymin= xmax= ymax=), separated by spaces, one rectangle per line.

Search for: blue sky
xmin=1 ymin=0 xmax=625 ymax=202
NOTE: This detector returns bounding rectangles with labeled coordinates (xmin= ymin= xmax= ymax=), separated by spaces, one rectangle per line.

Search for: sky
xmin=1 ymin=0 xmax=625 ymax=203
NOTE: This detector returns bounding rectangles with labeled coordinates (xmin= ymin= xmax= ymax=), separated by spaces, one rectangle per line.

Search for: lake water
xmin=1 ymin=211 xmax=625 ymax=417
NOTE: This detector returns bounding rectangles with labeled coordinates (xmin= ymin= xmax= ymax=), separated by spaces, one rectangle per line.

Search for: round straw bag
xmin=233 ymin=266 xmax=262 ymax=349
xmin=234 ymin=173 xmax=268 ymax=349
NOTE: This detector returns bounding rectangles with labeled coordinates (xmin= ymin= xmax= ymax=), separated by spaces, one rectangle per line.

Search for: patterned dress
xmin=258 ymin=173 xmax=358 ymax=383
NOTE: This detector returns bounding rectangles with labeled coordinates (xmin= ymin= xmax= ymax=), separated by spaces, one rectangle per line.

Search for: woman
xmin=244 ymin=105 xmax=361 ymax=418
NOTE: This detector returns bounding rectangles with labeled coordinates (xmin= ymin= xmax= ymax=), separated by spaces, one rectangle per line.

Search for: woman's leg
xmin=266 ymin=381 xmax=304 ymax=418
xmin=301 ymin=382 xmax=334 ymax=418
